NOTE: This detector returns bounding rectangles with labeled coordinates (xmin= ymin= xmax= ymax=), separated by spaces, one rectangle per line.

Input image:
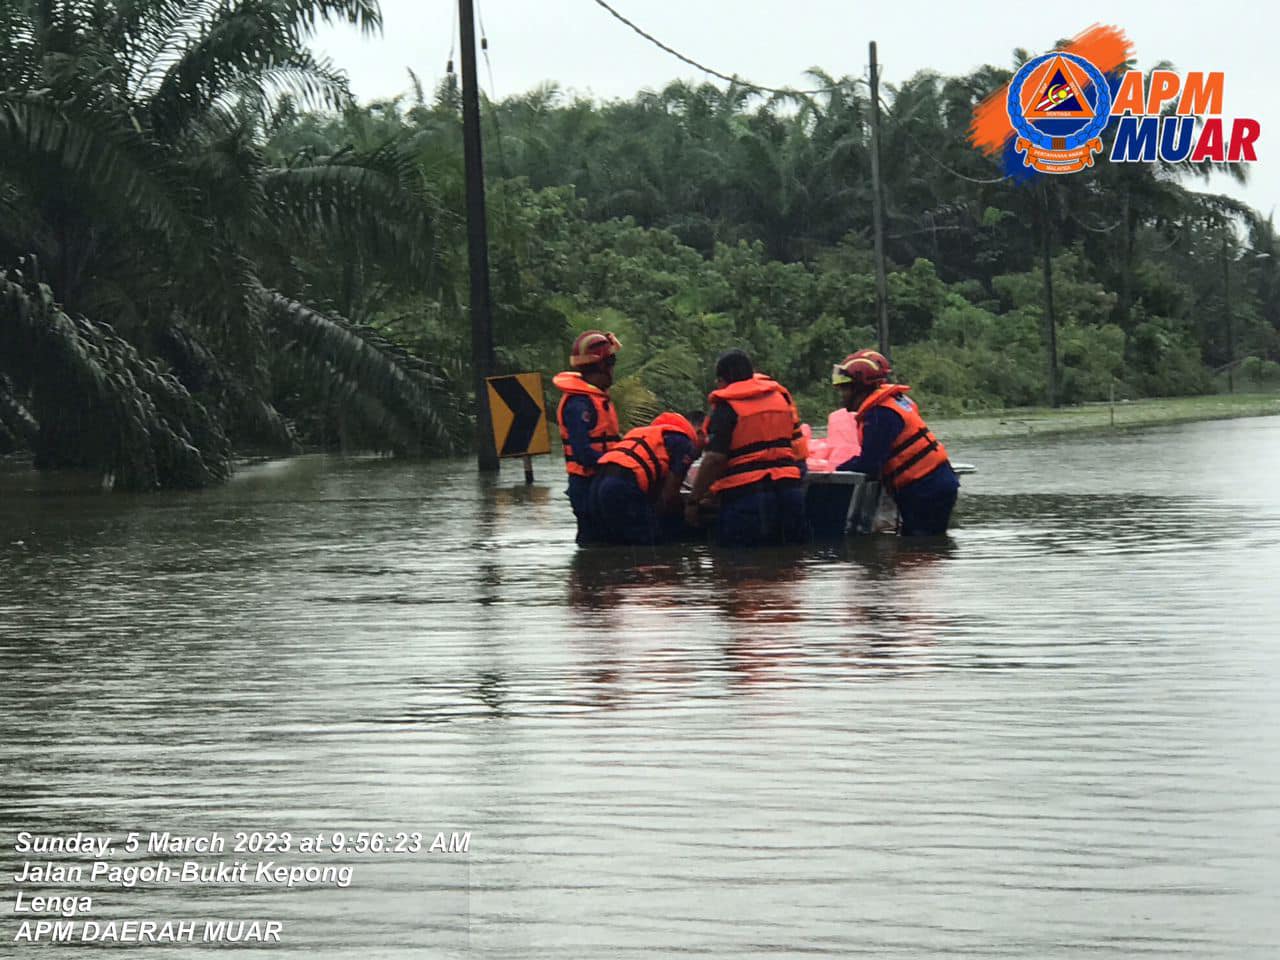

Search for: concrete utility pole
xmin=1223 ymin=236 xmax=1235 ymax=394
xmin=1040 ymin=184 xmax=1059 ymax=408
xmin=459 ymin=0 xmax=499 ymax=470
xmin=868 ymin=41 xmax=891 ymax=360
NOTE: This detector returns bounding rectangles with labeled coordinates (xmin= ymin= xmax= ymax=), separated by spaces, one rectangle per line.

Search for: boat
xmin=805 ymin=464 xmax=977 ymax=538
xmin=683 ymin=461 xmax=977 ymax=538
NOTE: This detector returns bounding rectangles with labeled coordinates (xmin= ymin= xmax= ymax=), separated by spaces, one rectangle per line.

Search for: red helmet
xmin=570 ymin=330 xmax=621 ymax=368
xmin=832 ymin=349 xmax=891 ymax=387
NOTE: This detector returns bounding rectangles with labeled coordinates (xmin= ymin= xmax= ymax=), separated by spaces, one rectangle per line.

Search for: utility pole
xmin=459 ymin=0 xmax=498 ymax=471
xmin=1223 ymin=235 xmax=1235 ymax=394
xmin=868 ymin=41 xmax=890 ymax=360
xmin=1040 ymin=183 xmax=1059 ymax=408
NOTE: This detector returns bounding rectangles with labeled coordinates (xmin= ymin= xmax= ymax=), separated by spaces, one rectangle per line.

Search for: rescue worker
xmin=754 ymin=372 xmax=809 ymax=471
xmin=685 ymin=349 xmax=809 ymax=547
xmin=553 ymin=330 xmax=622 ymax=544
xmin=832 ymin=349 xmax=960 ymax=536
xmin=589 ymin=412 xmax=702 ymax=545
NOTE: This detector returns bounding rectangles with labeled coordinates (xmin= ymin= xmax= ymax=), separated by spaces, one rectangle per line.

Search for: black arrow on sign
xmin=490 ymin=376 xmax=542 ymax=456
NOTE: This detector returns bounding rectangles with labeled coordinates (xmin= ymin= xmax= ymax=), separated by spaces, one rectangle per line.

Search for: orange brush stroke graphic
xmin=969 ymin=24 xmax=1134 ymax=156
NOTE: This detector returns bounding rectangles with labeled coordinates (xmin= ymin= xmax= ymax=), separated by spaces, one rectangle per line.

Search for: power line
xmin=1070 ymin=212 xmax=1124 ymax=234
xmin=447 ymin=0 xmax=457 ymax=74
xmin=878 ymin=96 xmax=1010 ymax=185
xmin=588 ymin=0 xmax=847 ymax=97
xmin=476 ymin=0 xmax=500 ymax=123
xmin=474 ymin=0 xmax=510 ymax=177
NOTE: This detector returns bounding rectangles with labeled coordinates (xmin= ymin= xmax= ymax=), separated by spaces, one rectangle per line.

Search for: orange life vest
xmin=855 ymin=384 xmax=951 ymax=491
xmin=707 ymin=377 xmax=802 ymax=494
xmin=754 ymin=373 xmax=808 ymax=461
xmin=597 ymin=414 xmax=699 ymax=495
xmin=553 ymin=371 xmax=621 ymax=477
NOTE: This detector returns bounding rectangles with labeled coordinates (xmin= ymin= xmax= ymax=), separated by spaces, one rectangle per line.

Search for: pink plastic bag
xmin=805 ymin=409 xmax=861 ymax=473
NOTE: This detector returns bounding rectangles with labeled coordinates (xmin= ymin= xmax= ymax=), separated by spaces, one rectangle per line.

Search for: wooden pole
xmin=868 ymin=42 xmax=891 ymax=360
xmin=523 ymin=455 xmax=534 ymax=485
xmin=460 ymin=0 xmax=499 ymax=471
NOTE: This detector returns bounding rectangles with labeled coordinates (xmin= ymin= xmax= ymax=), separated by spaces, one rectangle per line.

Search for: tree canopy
xmin=3 ymin=6 xmax=1277 ymax=486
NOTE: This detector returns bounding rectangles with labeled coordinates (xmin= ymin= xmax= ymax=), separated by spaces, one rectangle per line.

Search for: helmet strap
xmin=844 ymin=384 xmax=874 ymax=411
xmin=580 ymin=363 xmax=612 ymax=389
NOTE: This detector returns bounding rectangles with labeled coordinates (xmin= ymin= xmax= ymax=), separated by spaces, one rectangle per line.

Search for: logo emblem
xmin=1007 ymin=52 xmax=1112 ymax=173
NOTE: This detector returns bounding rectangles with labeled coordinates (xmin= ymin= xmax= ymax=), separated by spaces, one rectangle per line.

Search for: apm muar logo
xmin=1008 ymin=51 xmax=1113 ymax=173
xmin=969 ymin=24 xmax=1260 ymax=176
xmin=1108 ymin=70 xmax=1258 ymax=164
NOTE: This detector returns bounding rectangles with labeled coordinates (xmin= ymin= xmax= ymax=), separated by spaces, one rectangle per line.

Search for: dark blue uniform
xmin=838 ymin=406 xmax=959 ymax=536
xmin=562 ymin=394 xmax=604 ymax=544
xmin=705 ymin=403 xmax=808 ymax=548
xmin=589 ymin=432 xmax=697 ymax=545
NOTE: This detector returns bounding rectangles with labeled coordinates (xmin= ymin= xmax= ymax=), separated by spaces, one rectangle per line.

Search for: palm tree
xmin=0 ymin=0 xmax=454 ymax=489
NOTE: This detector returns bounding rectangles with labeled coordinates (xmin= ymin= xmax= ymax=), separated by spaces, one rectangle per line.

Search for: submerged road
xmin=2 ymin=416 xmax=1279 ymax=957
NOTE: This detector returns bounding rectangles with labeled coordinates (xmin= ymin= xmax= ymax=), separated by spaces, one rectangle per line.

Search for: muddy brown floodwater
xmin=2 ymin=415 xmax=1278 ymax=958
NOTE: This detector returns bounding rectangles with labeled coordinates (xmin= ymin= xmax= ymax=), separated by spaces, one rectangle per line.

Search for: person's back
xmin=591 ymin=413 xmax=700 ymax=545
xmin=685 ymin=350 xmax=809 ymax=547
xmin=754 ymin=372 xmax=809 ymax=466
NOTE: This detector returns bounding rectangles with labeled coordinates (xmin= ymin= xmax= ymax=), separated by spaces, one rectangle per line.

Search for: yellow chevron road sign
xmin=485 ymin=373 xmax=550 ymax=458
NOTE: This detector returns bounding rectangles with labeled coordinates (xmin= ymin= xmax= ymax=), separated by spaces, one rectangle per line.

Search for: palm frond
xmin=144 ymin=0 xmax=376 ymax=140
xmin=260 ymin=289 xmax=453 ymax=454
xmin=125 ymin=0 xmax=229 ymax=98
xmin=156 ymin=322 xmax=298 ymax=450
xmin=0 ymin=270 xmax=230 ymax=489
xmin=0 ymin=89 xmax=196 ymax=239
xmin=0 ymin=373 xmax=39 ymax=449
xmin=223 ymin=52 xmax=351 ymax=115
xmin=262 ymin=141 xmax=436 ymax=274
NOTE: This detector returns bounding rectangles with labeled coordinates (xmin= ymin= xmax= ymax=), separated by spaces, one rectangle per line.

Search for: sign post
xmin=484 ymin=373 xmax=551 ymax=484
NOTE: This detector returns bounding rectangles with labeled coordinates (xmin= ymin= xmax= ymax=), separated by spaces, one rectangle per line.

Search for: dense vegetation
xmin=0 ymin=0 xmax=458 ymax=487
xmin=3 ymin=2 xmax=1278 ymax=487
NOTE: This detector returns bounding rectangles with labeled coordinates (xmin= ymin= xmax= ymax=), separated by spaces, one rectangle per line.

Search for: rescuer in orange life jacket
xmin=685 ymin=349 xmax=809 ymax=548
xmin=589 ymin=411 xmax=704 ymax=546
xmin=832 ymin=349 xmax=960 ymax=536
xmin=754 ymin=371 xmax=809 ymax=467
xmin=553 ymin=330 xmax=622 ymax=545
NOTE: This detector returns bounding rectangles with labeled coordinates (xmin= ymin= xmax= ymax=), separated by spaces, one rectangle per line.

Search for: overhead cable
xmin=588 ymin=0 xmax=848 ymax=97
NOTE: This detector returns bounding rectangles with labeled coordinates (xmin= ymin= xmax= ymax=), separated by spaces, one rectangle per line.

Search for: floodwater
xmin=2 ymin=416 xmax=1278 ymax=958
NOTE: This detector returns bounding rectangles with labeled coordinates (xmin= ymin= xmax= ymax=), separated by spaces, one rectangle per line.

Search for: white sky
xmin=311 ymin=0 xmax=1274 ymax=221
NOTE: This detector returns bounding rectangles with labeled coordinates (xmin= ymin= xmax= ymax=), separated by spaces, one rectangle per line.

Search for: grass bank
xmin=932 ymin=392 xmax=1280 ymax=442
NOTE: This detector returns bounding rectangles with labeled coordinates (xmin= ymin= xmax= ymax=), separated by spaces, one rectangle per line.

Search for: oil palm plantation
xmin=0 ymin=0 xmax=454 ymax=489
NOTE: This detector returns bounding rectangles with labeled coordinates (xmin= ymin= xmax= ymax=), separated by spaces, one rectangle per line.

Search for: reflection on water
xmin=3 ymin=417 xmax=1280 ymax=958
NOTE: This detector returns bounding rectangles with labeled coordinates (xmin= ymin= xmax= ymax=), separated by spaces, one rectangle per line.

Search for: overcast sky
xmin=310 ymin=0 xmax=1273 ymax=221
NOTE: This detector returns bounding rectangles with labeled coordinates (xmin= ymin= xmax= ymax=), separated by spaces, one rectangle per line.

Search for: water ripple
xmin=3 ymin=420 xmax=1280 ymax=957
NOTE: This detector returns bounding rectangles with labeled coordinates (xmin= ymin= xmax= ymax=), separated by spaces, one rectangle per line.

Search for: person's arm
xmin=657 ymin=433 xmax=695 ymax=513
xmin=563 ymin=396 xmax=601 ymax=468
xmin=685 ymin=403 xmax=735 ymax=523
xmin=688 ymin=453 xmax=726 ymax=500
xmin=837 ymin=407 xmax=903 ymax=475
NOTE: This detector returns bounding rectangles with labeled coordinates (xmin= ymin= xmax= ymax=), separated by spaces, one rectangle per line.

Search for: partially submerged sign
xmin=485 ymin=373 xmax=550 ymax=458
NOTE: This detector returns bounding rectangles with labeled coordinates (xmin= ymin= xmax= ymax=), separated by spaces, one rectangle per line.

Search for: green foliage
xmin=1238 ymin=356 xmax=1280 ymax=389
xmin=887 ymin=259 xmax=949 ymax=344
xmin=1127 ymin=310 xmax=1213 ymax=396
xmin=0 ymin=0 xmax=453 ymax=486
xmin=1 ymin=271 xmax=230 ymax=489
xmin=1058 ymin=322 xmax=1126 ymax=405
xmin=4 ymin=11 xmax=1279 ymax=487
